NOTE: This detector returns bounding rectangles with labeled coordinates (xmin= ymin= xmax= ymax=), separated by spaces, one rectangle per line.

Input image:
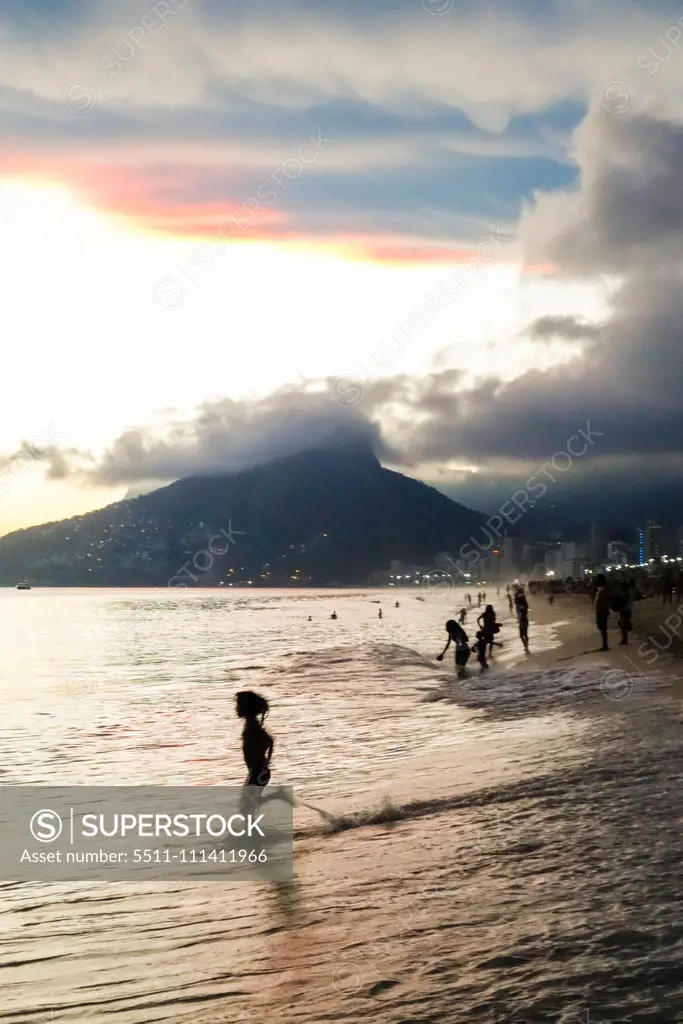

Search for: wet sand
xmin=517 ymin=590 xmax=683 ymax=698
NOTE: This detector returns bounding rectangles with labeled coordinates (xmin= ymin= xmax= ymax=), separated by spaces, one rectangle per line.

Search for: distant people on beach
xmin=308 ymin=616 xmax=312 ymax=621
xmin=331 ymin=611 xmax=338 ymax=620
xmin=507 ymin=592 xmax=514 ymax=614
xmin=466 ymin=592 xmax=473 ymax=607
xmin=662 ymin=566 xmax=674 ymax=605
xmin=594 ymin=574 xmax=610 ymax=650
xmin=548 ymin=592 xmax=555 ymax=606
xmin=395 ymin=601 xmax=400 ymax=608
xmin=458 ymin=607 xmax=467 ymax=625
xmin=378 ymin=608 xmax=382 ymax=619
xmin=477 ymin=604 xmax=499 ymax=655
xmin=235 ymin=690 xmax=273 ymax=788
xmin=437 ymin=619 xmax=470 ymax=677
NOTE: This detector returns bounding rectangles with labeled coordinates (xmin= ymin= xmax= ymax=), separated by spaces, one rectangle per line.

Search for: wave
xmin=422 ymin=661 xmax=676 ymax=719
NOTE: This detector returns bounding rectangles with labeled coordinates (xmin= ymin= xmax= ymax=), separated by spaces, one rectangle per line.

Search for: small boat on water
xmin=16 ymin=582 xmax=31 ymax=590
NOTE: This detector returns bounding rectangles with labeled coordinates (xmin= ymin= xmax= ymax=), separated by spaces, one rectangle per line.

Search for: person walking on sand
xmin=437 ymin=619 xmax=470 ymax=677
xmin=378 ymin=608 xmax=382 ymax=619
xmin=458 ymin=607 xmax=467 ymax=625
xmin=235 ymin=690 xmax=273 ymax=788
xmin=594 ymin=574 xmax=610 ymax=651
xmin=507 ymin=592 xmax=514 ymax=615
xmin=616 ymin=581 xmax=633 ymax=645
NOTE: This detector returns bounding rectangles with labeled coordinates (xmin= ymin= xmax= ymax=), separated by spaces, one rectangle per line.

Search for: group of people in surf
xmin=437 ymin=584 xmax=530 ymax=677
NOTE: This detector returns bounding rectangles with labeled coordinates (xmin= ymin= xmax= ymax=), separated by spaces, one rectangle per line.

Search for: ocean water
xmin=1 ymin=587 xmax=682 ymax=1023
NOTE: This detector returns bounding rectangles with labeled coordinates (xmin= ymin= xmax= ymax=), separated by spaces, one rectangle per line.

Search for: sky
xmin=3 ymin=0 xmax=683 ymax=534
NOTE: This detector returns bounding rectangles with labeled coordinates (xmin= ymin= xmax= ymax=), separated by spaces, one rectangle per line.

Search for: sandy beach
xmin=517 ymin=589 xmax=683 ymax=699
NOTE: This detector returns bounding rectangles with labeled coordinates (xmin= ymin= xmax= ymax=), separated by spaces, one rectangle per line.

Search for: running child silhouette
xmin=235 ymin=690 xmax=273 ymax=787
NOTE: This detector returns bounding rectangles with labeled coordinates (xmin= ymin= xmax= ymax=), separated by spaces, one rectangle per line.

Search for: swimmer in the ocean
xmin=331 ymin=611 xmax=337 ymax=619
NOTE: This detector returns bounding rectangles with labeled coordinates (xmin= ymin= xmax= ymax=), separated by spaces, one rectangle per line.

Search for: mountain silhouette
xmin=0 ymin=442 xmax=484 ymax=586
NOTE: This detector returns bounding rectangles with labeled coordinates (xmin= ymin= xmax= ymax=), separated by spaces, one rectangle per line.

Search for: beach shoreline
xmin=508 ymin=589 xmax=683 ymax=700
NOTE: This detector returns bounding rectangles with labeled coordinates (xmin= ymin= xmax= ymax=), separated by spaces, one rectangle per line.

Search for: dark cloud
xmin=61 ymin=388 xmax=388 ymax=486
xmin=528 ymin=314 xmax=602 ymax=340
xmin=522 ymin=106 xmax=683 ymax=275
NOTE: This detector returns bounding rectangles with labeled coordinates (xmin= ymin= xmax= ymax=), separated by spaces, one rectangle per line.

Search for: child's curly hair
xmin=234 ymin=690 xmax=269 ymax=721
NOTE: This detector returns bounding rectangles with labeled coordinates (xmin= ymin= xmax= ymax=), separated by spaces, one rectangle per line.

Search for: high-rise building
xmin=607 ymin=541 xmax=629 ymax=566
xmin=499 ymin=535 xmax=516 ymax=579
xmin=636 ymin=527 xmax=644 ymax=565
xmin=643 ymin=520 xmax=662 ymax=563
xmin=589 ymin=521 xmax=603 ymax=565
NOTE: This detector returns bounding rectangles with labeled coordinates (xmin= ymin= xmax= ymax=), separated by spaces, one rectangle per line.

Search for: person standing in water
xmin=235 ymin=690 xmax=273 ymax=788
xmin=472 ymin=631 xmax=489 ymax=672
xmin=477 ymin=603 xmax=498 ymax=655
xmin=437 ymin=619 xmax=470 ymax=677
xmin=514 ymin=586 xmax=529 ymax=650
